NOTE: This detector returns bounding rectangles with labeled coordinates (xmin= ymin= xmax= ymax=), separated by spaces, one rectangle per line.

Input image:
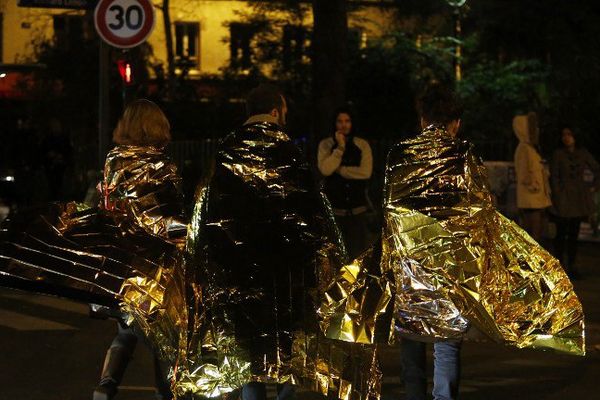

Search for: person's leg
xmin=554 ymin=217 xmax=568 ymax=265
xmin=521 ymin=209 xmax=543 ymax=242
xmin=336 ymin=215 xmax=354 ymax=259
xmin=400 ymin=338 xmax=427 ymax=400
xmin=531 ymin=209 xmax=544 ymax=242
xmin=432 ymin=341 xmax=461 ymax=400
xmin=353 ymin=212 xmax=370 ymax=258
xmin=566 ymin=217 xmax=583 ymax=278
xmin=94 ymin=323 xmax=138 ymax=400
xmin=520 ymin=209 xmax=533 ymax=240
xmin=241 ymin=382 xmax=267 ymax=400
xmin=276 ymin=383 xmax=296 ymax=400
xmin=153 ymin=355 xmax=173 ymax=400
xmin=339 ymin=213 xmax=370 ymax=260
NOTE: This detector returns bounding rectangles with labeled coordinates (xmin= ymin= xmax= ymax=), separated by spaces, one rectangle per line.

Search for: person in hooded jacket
xmin=513 ymin=112 xmax=552 ymax=242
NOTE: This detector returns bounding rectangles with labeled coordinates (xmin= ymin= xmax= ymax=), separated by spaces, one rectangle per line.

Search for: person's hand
xmin=335 ymin=131 xmax=346 ymax=148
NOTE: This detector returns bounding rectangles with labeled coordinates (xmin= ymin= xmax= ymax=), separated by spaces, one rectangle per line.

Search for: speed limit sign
xmin=94 ymin=0 xmax=155 ymax=48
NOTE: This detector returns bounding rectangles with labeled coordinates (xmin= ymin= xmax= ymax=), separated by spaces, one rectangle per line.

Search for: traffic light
xmin=117 ymin=59 xmax=133 ymax=85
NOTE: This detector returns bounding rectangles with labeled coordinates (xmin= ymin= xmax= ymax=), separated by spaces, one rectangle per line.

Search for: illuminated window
xmin=230 ymin=23 xmax=255 ymax=70
xmin=282 ymin=25 xmax=308 ymax=69
xmin=175 ymin=22 xmax=200 ymax=68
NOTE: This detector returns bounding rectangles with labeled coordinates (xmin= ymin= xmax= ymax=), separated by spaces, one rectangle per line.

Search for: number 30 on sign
xmin=94 ymin=0 xmax=155 ymax=48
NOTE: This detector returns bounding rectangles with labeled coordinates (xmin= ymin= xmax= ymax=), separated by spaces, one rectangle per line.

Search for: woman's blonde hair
xmin=112 ymin=99 xmax=171 ymax=147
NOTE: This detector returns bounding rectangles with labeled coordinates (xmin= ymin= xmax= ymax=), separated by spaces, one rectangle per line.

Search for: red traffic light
xmin=117 ymin=60 xmax=133 ymax=85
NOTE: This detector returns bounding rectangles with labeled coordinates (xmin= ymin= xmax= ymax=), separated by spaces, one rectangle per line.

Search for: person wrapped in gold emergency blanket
xmin=0 ymin=93 xmax=381 ymax=400
xmin=319 ymin=84 xmax=584 ymax=400
xmin=0 ymin=100 xmax=187 ymax=400
xmin=320 ymin=85 xmax=584 ymax=354
xmin=180 ymin=85 xmax=380 ymax=400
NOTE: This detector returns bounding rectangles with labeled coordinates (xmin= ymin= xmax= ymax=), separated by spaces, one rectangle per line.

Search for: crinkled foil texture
xmin=0 ymin=140 xmax=381 ymax=398
xmin=101 ymin=145 xmax=187 ymax=242
xmin=320 ymin=126 xmax=585 ymax=356
xmin=0 ymin=146 xmax=190 ymax=381
xmin=179 ymin=122 xmax=381 ymax=399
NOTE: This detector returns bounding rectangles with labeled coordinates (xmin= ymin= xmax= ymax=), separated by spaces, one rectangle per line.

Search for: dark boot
xmin=93 ymin=345 xmax=134 ymax=400
xmin=153 ymin=355 xmax=173 ymax=400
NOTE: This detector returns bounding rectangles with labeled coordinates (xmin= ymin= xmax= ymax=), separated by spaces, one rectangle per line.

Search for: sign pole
xmin=94 ymin=0 xmax=156 ymax=167
xmin=98 ymin=39 xmax=110 ymax=169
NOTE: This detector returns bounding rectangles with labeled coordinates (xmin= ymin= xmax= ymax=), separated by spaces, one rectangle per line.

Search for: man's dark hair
xmin=245 ymin=84 xmax=284 ymax=117
xmin=417 ymin=83 xmax=463 ymax=125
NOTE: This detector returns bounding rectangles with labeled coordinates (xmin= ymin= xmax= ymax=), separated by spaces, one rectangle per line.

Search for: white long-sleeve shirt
xmin=317 ymin=136 xmax=373 ymax=180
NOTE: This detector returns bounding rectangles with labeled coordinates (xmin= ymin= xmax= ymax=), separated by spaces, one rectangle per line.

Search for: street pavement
xmin=0 ymin=243 xmax=599 ymax=400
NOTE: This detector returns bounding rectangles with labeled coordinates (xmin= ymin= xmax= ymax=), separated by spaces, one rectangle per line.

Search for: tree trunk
xmin=311 ymin=0 xmax=348 ymax=147
xmin=161 ymin=0 xmax=176 ymax=99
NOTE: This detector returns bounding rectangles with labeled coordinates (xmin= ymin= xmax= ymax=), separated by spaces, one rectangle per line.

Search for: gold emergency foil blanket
xmin=0 ymin=145 xmax=191 ymax=381
xmin=181 ymin=121 xmax=381 ymax=399
xmin=0 ymin=204 xmax=179 ymax=303
xmin=101 ymin=145 xmax=187 ymax=242
xmin=320 ymin=247 xmax=394 ymax=344
xmin=0 ymin=140 xmax=381 ymax=398
xmin=320 ymin=125 xmax=584 ymax=356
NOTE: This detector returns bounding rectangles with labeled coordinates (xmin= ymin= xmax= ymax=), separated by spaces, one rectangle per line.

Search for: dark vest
xmin=324 ymin=136 xmax=368 ymax=210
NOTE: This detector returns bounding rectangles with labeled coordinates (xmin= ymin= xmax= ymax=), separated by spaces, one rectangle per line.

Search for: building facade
xmin=0 ymin=0 xmax=395 ymax=77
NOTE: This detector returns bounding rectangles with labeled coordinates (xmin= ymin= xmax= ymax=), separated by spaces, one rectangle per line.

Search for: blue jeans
xmin=241 ymin=382 xmax=295 ymax=400
xmin=400 ymin=338 xmax=461 ymax=400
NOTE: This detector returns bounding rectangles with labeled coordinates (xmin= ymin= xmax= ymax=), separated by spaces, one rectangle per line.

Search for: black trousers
xmin=554 ymin=217 xmax=583 ymax=269
xmin=101 ymin=322 xmax=172 ymax=397
xmin=335 ymin=212 xmax=370 ymax=260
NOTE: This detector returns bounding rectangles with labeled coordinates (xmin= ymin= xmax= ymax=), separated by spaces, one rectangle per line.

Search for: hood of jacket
xmin=513 ymin=114 xmax=531 ymax=144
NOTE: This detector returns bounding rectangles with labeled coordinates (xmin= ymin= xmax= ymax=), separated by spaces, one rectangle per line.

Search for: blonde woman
xmin=94 ymin=99 xmax=184 ymax=400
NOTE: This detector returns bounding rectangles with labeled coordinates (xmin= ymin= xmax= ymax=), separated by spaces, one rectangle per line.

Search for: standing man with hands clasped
xmin=317 ymin=108 xmax=373 ymax=259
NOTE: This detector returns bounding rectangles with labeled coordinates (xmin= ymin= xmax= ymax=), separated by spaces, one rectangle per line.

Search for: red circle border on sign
xmin=94 ymin=0 xmax=155 ymax=49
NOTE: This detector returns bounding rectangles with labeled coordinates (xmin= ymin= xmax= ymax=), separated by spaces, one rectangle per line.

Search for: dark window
xmin=348 ymin=28 xmax=367 ymax=52
xmin=282 ymin=25 xmax=308 ymax=69
xmin=53 ymin=15 xmax=84 ymax=50
xmin=175 ymin=22 xmax=200 ymax=68
xmin=229 ymin=23 xmax=255 ymax=70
